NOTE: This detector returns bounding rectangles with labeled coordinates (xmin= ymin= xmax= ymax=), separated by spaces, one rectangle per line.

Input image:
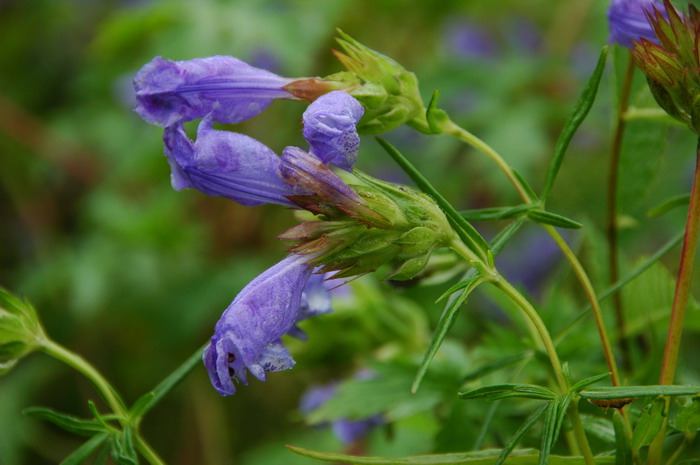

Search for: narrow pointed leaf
xmin=579 ymin=385 xmax=700 ymax=399
xmin=570 ymin=372 xmax=611 ymax=392
xmin=631 ymin=398 xmax=666 ymax=449
xmin=646 ymin=193 xmax=690 ymax=218
xmin=496 ymin=403 xmax=548 ymax=465
xmin=459 ymin=205 xmax=533 ymax=221
xmin=60 ymin=433 xmax=109 ymax=465
xmin=513 ymin=169 xmax=539 ymax=201
xmin=527 ymin=210 xmax=582 ymax=229
xmin=538 ymin=402 xmax=558 ymax=465
xmin=462 ymin=353 xmax=530 ymax=383
xmin=24 ymin=407 xmax=106 ymax=436
xmin=613 ymin=411 xmax=632 ymax=465
xmin=541 ymin=47 xmax=608 ymax=201
xmin=459 ymin=384 xmax=557 ymax=401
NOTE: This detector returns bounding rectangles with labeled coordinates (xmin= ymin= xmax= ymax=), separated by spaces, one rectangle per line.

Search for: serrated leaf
xmin=459 ymin=384 xmax=557 ymax=401
xmin=570 ymin=373 xmax=611 ymax=392
xmin=59 ymin=433 xmax=109 ymax=465
xmin=527 ymin=210 xmax=582 ymax=229
xmin=24 ymin=407 xmax=106 ymax=436
xmin=496 ymin=403 xmax=548 ymax=465
xmin=646 ymin=193 xmax=690 ymax=218
xmin=613 ymin=411 xmax=632 ymax=465
xmin=579 ymin=385 xmax=700 ymax=399
xmin=631 ymin=398 xmax=666 ymax=449
xmin=541 ymin=47 xmax=608 ymax=201
xmin=286 ymin=445 xmax=616 ymax=464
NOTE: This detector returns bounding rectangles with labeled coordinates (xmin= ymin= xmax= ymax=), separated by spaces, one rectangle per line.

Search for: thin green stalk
xmin=41 ymin=338 xmax=128 ymax=418
xmin=648 ymin=140 xmax=700 ymax=465
xmin=135 ymin=436 xmax=166 ymax=465
xmin=607 ymin=58 xmax=635 ymax=373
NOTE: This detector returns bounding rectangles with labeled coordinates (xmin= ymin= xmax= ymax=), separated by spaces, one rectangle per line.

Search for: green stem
xmin=648 ymin=139 xmax=700 ymax=465
xmin=607 ymin=58 xmax=635 ymax=373
xmin=136 ymin=436 xmax=167 ymax=465
xmin=41 ymin=338 xmax=128 ymax=418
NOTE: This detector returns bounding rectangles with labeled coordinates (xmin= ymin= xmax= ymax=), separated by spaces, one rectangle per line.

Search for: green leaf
xmin=426 ymin=90 xmax=450 ymax=134
xmin=59 ymin=433 xmax=109 ymax=465
xmin=613 ymin=411 xmax=632 ymax=465
xmin=496 ymin=403 xmax=548 ymax=465
xmin=512 ymin=169 xmax=540 ymax=202
xmin=459 ymin=384 xmax=557 ymax=401
xmin=24 ymin=407 xmax=106 ymax=436
xmin=579 ymin=385 xmax=700 ymax=399
xmin=646 ymin=193 xmax=690 ymax=218
xmin=673 ymin=397 xmax=700 ymax=432
xmin=461 ymin=353 xmax=530 ymax=383
xmin=129 ymin=343 xmax=205 ymax=423
xmin=538 ymin=402 xmax=558 ymax=465
xmin=286 ymin=445 xmax=616 ymax=464
xmin=375 ymin=136 xmax=490 ymax=261
xmin=527 ymin=210 xmax=582 ymax=229
xmin=413 ymin=218 xmax=525 ymax=393
xmin=570 ymin=373 xmax=611 ymax=392
xmin=110 ymin=426 xmax=138 ymax=465
xmin=541 ymin=46 xmax=608 ymax=201
xmin=631 ymin=397 xmax=666 ymax=449
xmin=459 ymin=205 xmax=533 ymax=222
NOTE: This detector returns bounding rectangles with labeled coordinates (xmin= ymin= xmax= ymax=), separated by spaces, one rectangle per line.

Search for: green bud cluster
xmin=0 ymin=289 xmax=46 ymax=375
xmin=280 ymin=171 xmax=452 ymax=280
xmin=632 ymin=1 xmax=700 ymax=133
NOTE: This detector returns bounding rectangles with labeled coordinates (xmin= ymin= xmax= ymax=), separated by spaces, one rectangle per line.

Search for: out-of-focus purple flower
xmin=443 ymin=19 xmax=499 ymax=61
xmin=300 ymin=378 xmax=383 ymax=445
xmin=496 ymin=230 xmax=562 ymax=298
xmin=607 ymin=0 xmax=662 ymax=48
xmin=302 ymin=91 xmax=364 ymax=171
xmin=133 ymin=55 xmax=294 ymax=127
xmin=203 ymin=254 xmax=332 ymax=396
xmin=505 ymin=16 xmax=543 ymax=55
xmin=163 ymin=116 xmax=297 ymax=207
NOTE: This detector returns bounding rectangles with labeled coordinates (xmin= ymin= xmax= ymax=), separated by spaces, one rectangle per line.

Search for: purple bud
xmin=203 ymin=254 xmax=332 ymax=396
xmin=133 ymin=55 xmax=294 ymax=127
xmin=162 ymin=116 xmax=296 ymax=207
xmin=607 ymin=0 xmax=662 ymax=48
xmin=302 ymin=91 xmax=364 ymax=171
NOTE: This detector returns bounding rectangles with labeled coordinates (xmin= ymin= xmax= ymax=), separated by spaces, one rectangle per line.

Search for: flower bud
xmin=0 ymin=289 xmax=45 ymax=375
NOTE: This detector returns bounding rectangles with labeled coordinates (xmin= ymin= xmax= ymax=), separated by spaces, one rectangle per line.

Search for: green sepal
xmin=631 ymin=397 xmax=666 ymax=449
xmin=395 ymin=227 xmax=439 ymax=255
xmin=527 ymin=210 xmax=583 ymax=229
xmin=458 ymin=383 xmax=558 ymax=401
xmin=0 ymin=288 xmax=46 ymax=374
xmin=388 ymin=254 xmax=431 ymax=281
xmin=24 ymin=406 xmax=107 ymax=436
xmin=60 ymin=433 xmax=109 ymax=465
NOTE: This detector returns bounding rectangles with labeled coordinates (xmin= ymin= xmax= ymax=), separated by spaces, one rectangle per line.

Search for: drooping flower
xmin=162 ymin=115 xmax=297 ymax=207
xmin=303 ymin=91 xmax=364 ymax=171
xmin=607 ymin=0 xmax=662 ymax=48
xmin=133 ymin=55 xmax=295 ymax=127
xmin=203 ymin=254 xmax=332 ymax=396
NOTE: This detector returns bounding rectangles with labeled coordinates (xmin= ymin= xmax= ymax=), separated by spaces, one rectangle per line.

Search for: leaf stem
xmin=135 ymin=435 xmax=167 ymax=465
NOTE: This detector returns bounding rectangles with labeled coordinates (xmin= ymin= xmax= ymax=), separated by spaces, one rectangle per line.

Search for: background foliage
xmin=1 ymin=0 xmax=699 ymax=464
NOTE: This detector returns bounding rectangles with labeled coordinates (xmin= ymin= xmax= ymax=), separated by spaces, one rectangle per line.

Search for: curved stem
xmin=607 ymin=59 xmax=635 ymax=373
xmin=136 ymin=436 xmax=167 ymax=465
xmin=41 ymin=338 xmax=128 ymax=418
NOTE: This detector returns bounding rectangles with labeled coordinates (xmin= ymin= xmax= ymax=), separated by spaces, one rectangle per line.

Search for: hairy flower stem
xmin=450 ymin=240 xmax=596 ymax=465
xmin=607 ymin=59 xmax=635 ymax=373
xmin=41 ymin=339 xmax=166 ymax=465
xmin=443 ymin=119 xmax=622 ymax=388
xmin=648 ymin=140 xmax=700 ymax=465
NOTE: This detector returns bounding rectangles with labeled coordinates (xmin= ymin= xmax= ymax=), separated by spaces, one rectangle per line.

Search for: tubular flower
xmin=134 ymin=55 xmax=294 ymax=127
xmin=163 ymin=115 xmax=297 ymax=207
xmin=607 ymin=0 xmax=663 ymax=48
xmin=203 ymin=254 xmax=332 ymax=396
xmin=303 ymin=91 xmax=364 ymax=171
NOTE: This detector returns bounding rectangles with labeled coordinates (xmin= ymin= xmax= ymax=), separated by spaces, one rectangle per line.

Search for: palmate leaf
xmin=287 ymin=445 xmax=615 ymax=464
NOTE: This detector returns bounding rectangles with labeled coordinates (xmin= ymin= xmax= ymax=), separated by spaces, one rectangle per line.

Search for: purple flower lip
xmin=134 ymin=55 xmax=295 ymax=127
xmin=163 ymin=115 xmax=297 ymax=207
xmin=607 ymin=0 xmax=664 ymax=48
xmin=203 ymin=254 xmax=333 ymax=396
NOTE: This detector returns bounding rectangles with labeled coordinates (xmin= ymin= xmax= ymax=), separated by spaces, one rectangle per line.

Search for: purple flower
xmin=162 ymin=115 xmax=296 ymax=207
xmin=133 ymin=55 xmax=294 ymax=127
xmin=608 ymin=0 xmax=662 ymax=48
xmin=302 ymin=91 xmax=364 ymax=171
xmin=300 ymin=377 xmax=383 ymax=444
xmin=203 ymin=254 xmax=332 ymax=396
xmin=443 ymin=19 xmax=499 ymax=61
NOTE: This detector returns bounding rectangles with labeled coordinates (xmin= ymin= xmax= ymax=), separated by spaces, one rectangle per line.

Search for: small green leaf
xmin=496 ymin=403 xmax=548 ymax=465
xmin=128 ymin=392 xmax=154 ymax=419
xmin=527 ymin=210 xmax=583 ymax=229
xmin=646 ymin=193 xmax=690 ymax=218
xmin=539 ymin=402 xmax=558 ymax=465
xmin=579 ymin=385 xmax=700 ymax=399
xmin=110 ymin=426 xmax=138 ymax=465
xmin=375 ymin=136 xmax=490 ymax=261
xmin=459 ymin=384 xmax=557 ymax=401
xmin=24 ymin=407 xmax=106 ymax=436
xmin=541 ymin=47 xmax=608 ymax=201
xmin=512 ymin=169 xmax=540 ymax=202
xmin=570 ymin=373 xmax=611 ymax=392
xmin=673 ymin=397 xmax=700 ymax=432
xmin=59 ymin=433 xmax=109 ymax=465
xmin=613 ymin=411 xmax=632 ymax=465
xmin=459 ymin=205 xmax=533 ymax=222
xmin=426 ymin=90 xmax=450 ymax=134
xmin=631 ymin=398 xmax=666 ymax=449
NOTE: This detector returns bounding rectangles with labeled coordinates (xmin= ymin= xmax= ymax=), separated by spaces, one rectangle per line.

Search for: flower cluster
xmin=133 ymin=46 xmax=450 ymax=396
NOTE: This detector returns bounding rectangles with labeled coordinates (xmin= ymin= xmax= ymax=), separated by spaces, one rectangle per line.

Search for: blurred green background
xmin=1 ymin=0 xmax=699 ymax=463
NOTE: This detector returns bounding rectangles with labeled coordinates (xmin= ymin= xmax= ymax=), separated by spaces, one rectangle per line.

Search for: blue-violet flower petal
xmin=607 ymin=0 xmax=662 ymax=48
